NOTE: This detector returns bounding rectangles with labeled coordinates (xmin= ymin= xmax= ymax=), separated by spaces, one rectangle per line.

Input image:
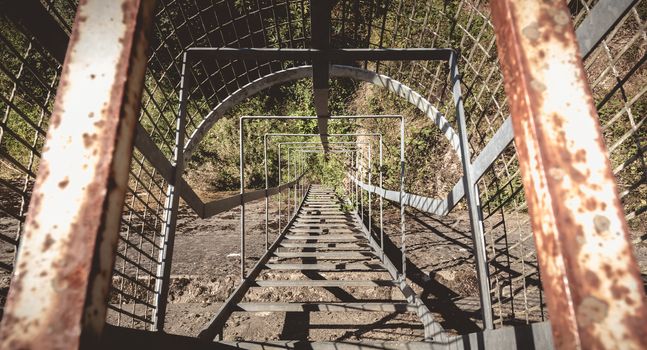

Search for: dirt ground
xmin=156 ymin=187 xmax=647 ymax=341
xmin=2 ymin=183 xmax=647 ymax=341
xmin=158 ymin=189 xmax=511 ymax=340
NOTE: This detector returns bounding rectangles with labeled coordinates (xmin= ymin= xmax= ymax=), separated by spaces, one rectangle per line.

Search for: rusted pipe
xmin=490 ymin=1 xmax=647 ymax=349
xmin=0 ymin=0 xmax=155 ymax=348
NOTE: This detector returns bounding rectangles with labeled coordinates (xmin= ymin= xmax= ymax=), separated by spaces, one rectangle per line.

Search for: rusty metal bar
xmin=490 ymin=1 xmax=647 ymax=348
xmin=0 ymin=0 xmax=156 ymax=348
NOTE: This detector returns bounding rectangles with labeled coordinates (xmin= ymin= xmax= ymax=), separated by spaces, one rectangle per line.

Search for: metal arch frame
xmin=278 ymin=142 xmax=367 ymax=232
xmin=240 ymin=115 xmax=404 ymax=281
xmin=254 ymin=145 xmax=450 ymax=343
xmin=276 ymin=141 xmax=371 ymax=237
xmin=184 ymin=47 xmax=453 ymax=156
xmin=182 ymin=64 xmax=460 ymax=161
xmin=158 ymin=57 xmax=496 ymax=333
xmin=264 ymin=133 xmax=384 ymax=259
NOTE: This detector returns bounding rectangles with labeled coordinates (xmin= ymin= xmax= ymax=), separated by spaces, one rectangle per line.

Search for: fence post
xmin=278 ymin=144 xmax=282 ymax=232
xmin=239 ymin=117 xmax=246 ymax=281
xmin=264 ymin=135 xmax=270 ymax=251
xmin=491 ymin=1 xmax=647 ymax=347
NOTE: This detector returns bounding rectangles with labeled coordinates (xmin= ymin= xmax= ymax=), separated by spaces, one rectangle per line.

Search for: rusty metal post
xmin=0 ymin=0 xmax=156 ymax=348
xmin=153 ymin=51 xmax=191 ymax=331
xmin=491 ymin=1 xmax=647 ymax=348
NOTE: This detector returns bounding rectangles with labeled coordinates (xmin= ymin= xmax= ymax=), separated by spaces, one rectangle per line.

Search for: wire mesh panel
xmin=329 ymin=0 xmax=645 ymax=328
xmin=123 ymin=0 xmax=645 ymax=331
xmin=0 ymin=0 xmax=644 ymax=335
xmin=107 ymin=149 xmax=169 ymax=328
xmin=580 ymin=1 xmax=646 ymax=232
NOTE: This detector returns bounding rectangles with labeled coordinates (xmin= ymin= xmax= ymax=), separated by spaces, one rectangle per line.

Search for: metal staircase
xmin=199 ymin=184 xmax=445 ymax=343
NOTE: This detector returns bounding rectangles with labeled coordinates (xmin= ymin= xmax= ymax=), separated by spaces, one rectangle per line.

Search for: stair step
xmin=216 ymin=341 xmax=436 ymax=349
xmin=263 ymin=263 xmax=385 ymax=271
xmin=252 ymin=280 xmax=397 ymax=287
xmin=279 ymin=242 xmax=370 ymax=248
xmin=273 ymin=252 xmax=374 ymax=259
xmin=233 ymin=302 xmax=415 ymax=312
xmin=283 ymin=235 xmax=363 ymax=241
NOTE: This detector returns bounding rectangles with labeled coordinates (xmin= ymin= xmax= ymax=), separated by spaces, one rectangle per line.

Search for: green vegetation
xmin=0 ymin=0 xmax=644 ymax=230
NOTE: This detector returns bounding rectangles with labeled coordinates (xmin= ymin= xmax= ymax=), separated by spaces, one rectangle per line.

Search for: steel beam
xmin=0 ymin=0 xmax=156 ymax=348
xmin=202 ymin=176 xmax=303 ymax=218
xmin=233 ymin=302 xmax=416 ymax=312
xmin=450 ymin=53 xmax=494 ymax=330
xmin=183 ymin=66 xmax=459 ymax=162
xmin=153 ymin=51 xmax=190 ymax=331
xmin=310 ymin=0 xmax=332 ymax=148
xmin=577 ymin=0 xmax=637 ymax=60
xmin=252 ymin=280 xmax=396 ymax=287
xmin=491 ymin=1 xmax=647 ymax=348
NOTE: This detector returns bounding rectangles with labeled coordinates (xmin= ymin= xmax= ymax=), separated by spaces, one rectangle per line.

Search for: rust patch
xmin=522 ymin=22 xmax=540 ymax=41
xmin=584 ymin=270 xmax=600 ymax=289
xmin=42 ymin=234 xmax=55 ymax=251
xmin=611 ymin=285 xmax=630 ymax=299
xmin=58 ymin=178 xmax=69 ymax=189
xmin=82 ymin=132 xmax=98 ymax=148
xmin=576 ymin=296 xmax=608 ymax=327
xmin=593 ymin=215 xmax=610 ymax=234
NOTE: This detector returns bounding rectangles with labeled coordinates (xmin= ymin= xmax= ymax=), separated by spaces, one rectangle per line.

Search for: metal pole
xmin=293 ymin=149 xmax=297 ymax=214
xmin=355 ymin=151 xmax=359 ymax=212
xmin=296 ymin=151 xmax=300 ymax=202
xmin=278 ymin=144 xmax=282 ymax=233
xmin=302 ymin=153 xmax=306 ymax=198
xmin=239 ymin=117 xmax=245 ymax=281
xmin=368 ymin=143 xmax=372 ymax=234
xmin=379 ymin=135 xmax=384 ymax=261
xmin=351 ymin=153 xmax=355 ymax=210
xmin=287 ymin=148 xmax=291 ymax=223
xmin=155 ymin=50 xmax=190 ymax=332
xmin=491 ymin=1 xmax=647 ymax=347
xmin=264 ymin=134 xmax=269 ymax=251
xmin=400 ymin=117 xmax=406 ymax=282
xmin=360 ymin=157 xmax=364 ymax=223
xmin=450 ymin=52 xmax=494 ymax=330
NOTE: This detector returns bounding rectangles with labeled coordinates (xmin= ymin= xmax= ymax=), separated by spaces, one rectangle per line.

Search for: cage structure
xmin=0 ymin=0 xmax=645 ymax=349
